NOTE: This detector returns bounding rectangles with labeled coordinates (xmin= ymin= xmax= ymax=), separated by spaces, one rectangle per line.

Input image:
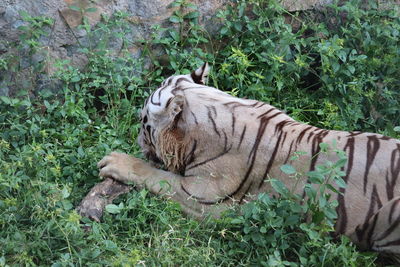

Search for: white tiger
xmin=97 ymin=63 xmax=400 ymax=261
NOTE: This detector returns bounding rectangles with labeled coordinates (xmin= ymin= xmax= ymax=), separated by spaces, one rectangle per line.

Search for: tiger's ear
xmin=191 ymin=62 xmax=209 ymax=85
xmin=167 ymin=94 xmax=185 ymax=128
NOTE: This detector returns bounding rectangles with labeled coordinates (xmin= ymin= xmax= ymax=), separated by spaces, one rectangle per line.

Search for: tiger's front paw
xmin=97 ymin=152 xmax=151 ymax=184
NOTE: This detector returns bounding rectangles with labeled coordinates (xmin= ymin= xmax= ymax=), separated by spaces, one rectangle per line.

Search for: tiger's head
xmin=137 ymin=63 xmax=209 ymax=171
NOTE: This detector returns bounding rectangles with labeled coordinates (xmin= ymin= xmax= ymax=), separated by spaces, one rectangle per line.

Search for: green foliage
xmin=148 ymin=0 xmax=213 ymax=74
xmin=214 ymin=143 xmax=376 ymax=266
xmin=0 ymin=11 xmax=54 ymax=96
xmin=215 ymin=0 xmax=400 ymax=134
xmin=1 ymin=0 xmax=399 ymax=265
xmin=17 ymin=11 xmax=54 ymax=54
xmin=219 ymin=194 xmax=376 ymax=266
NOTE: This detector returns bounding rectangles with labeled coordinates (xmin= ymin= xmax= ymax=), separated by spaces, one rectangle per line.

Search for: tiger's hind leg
xmin=349 ymin=197 xmax=400 ymax=261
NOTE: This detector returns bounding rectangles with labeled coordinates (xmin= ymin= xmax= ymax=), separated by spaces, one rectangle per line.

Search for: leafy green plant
xmin=17 ymin=11 xmax=54 ymax=54
xmin=216 ymin=143 xmax=375 ymax=266
xmin=0 ymin=11 xmax=54 ymax=96
xmin=146 ymin=0 xmax=213 ymax=75
xmin=214 ymin=0 xmax=400 ymax=134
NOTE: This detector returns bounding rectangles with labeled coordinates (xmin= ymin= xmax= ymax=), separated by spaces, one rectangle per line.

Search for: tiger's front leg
xmin=97 ymin=152 xmax=229 ymax=218
xmin=97 ymin=152 xmax=155 ymax=185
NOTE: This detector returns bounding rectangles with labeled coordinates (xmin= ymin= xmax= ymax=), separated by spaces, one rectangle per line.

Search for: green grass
xmin=1 ymin=0 xmax=399 ymax=266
